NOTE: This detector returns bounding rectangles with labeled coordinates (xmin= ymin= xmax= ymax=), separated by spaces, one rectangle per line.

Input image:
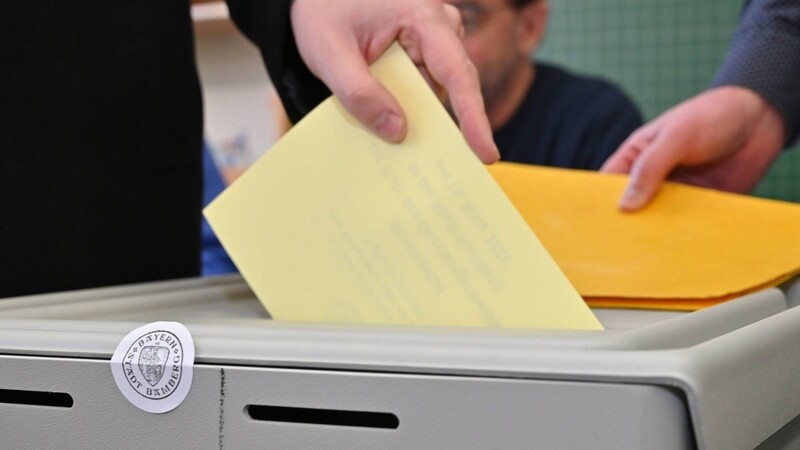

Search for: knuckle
xmin=340 ymin=84 xmax=374 ymax=111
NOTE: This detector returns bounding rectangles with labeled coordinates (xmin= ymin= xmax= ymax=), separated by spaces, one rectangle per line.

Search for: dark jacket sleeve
xmin=225 ymin=0 xmax=331 ymax=124
xmin=711 ymin=0 xmax=800 ymax=145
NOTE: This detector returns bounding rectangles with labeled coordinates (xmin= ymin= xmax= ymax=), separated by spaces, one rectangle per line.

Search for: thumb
xmin=617 ymin=133 xmax=686 ymax=212
xmin=317 ymin=45 xmax=407 ymax=143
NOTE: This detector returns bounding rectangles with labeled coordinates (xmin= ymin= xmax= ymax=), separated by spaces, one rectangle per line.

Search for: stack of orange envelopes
xmin=488 ymin=162 xmax=800 ymax=310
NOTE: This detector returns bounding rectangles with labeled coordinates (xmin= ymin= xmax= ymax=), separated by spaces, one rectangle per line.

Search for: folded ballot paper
xmin=488 ymin=162 xmax=800 ymax=310
xmin=203 ymin=43 xmax=602 ymax=330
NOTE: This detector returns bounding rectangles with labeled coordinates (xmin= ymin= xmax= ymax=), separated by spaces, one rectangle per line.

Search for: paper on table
xmin=488 ymin=162 xmax=800 ymax=310
xmin=204 ymin=44 xmax=601 ymax=330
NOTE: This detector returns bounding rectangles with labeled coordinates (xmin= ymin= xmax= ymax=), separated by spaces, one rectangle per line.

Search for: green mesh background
xmin=536 ymin=0 xmax=800 ymax=203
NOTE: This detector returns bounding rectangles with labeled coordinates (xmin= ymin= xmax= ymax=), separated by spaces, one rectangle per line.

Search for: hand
xmin=290 ymin=0 xmax=499 ymax=163
xmin=601 ymin=86 xmax=785 ymax=211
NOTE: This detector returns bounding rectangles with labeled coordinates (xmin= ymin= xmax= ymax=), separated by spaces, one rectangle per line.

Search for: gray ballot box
xmin=1 ymin=275 xmax=800 ymax=450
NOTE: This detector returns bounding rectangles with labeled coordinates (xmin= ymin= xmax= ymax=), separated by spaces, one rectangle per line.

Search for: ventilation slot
xmin=247 ymin=405 xmax=398 ymax=429
xmin=0 ymin=389 xmax=74 ymax=408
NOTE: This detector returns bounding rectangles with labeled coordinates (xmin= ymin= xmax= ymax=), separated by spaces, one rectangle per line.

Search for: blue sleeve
xmin=201 ymin=144 xmax=238 ymax=276
xmin=711 ymin=0 xmax=800 ymax=145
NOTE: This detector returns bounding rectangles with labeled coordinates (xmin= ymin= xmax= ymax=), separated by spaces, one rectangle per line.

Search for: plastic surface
xmin=2 ymin=275 xmax=800 ymax=449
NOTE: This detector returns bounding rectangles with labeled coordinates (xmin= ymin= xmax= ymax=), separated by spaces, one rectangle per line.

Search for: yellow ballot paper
xmin=488 ymin=162 xmax=800 ymax=310
xmin=204 ymin=44 xmax=601 ymax=330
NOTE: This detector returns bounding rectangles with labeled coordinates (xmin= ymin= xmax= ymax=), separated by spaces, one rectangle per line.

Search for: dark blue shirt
xmin=494 ymin=62 xmax=643 ymax=170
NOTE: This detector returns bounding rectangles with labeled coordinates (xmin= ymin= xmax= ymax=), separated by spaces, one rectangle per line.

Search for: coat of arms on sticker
xmin=140 ymin=346 xmax=171 ymax=386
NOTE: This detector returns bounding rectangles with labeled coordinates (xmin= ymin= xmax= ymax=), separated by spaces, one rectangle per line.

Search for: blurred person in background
xmin=448 ymin=0 xmax=643 ymax=169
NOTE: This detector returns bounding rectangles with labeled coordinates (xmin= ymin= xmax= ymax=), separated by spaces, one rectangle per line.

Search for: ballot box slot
xmin=0 ymin=388 xmax=73 ymax=409
xmin=246 ymin=404 xmax=399 ymax=430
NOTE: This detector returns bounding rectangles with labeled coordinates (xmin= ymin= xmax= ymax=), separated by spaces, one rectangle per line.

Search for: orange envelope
xmin=488 ymin=162 xmax=800 ymax=310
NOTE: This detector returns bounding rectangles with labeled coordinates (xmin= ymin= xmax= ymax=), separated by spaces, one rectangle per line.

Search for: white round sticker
xmin=110 ymin=322 xmax=195 ymax=414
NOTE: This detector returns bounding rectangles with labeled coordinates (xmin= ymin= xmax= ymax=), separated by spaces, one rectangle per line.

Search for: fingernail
xmin=374 ymin=111 xmax=403 ymax=143
xmin=490 ymin=143 xmax=500 ymax=162
xmin=619 ymin=187 xmax=646 ymax=212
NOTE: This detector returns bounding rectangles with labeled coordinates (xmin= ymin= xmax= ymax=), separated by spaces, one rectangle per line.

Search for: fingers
xmin=318 ymin=42 xmax=409 ymax=143
xmin=290 ymin=0 xmax=407 ymax=143
xmin=600 ymin=129 xmax=649 ymax=174
xmin=443 ymin=3 xmax=466 ymax=39
xmin=602 ymin=121 xmax=686 ymax=212
xmin=290 ymin=0 xmax=496 ymax=162
xmin=616 ymin=131 xmax=687 ymax=212
xmin=401 ymin=8 xmax=499 ymax=163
